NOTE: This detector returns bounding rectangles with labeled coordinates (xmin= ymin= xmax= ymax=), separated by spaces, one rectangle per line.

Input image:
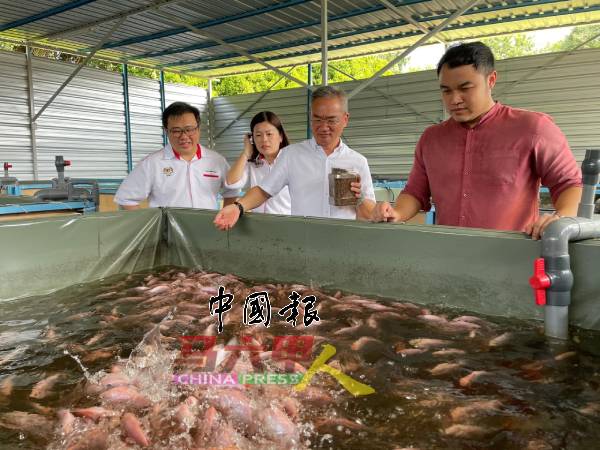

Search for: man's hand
xmin=525 ymin=213 xmax=561 ymax=240
xmin=214 ymin=204 xmax=241 ymax=231
xmin=121 ymin=204 xmax=140 ymax=211
xmin=351 ymin=181 xmax=377 ymax=220
xmin=527 ymin=186 xmax=582 ymax=239
xmin=371 ymin=201 xmax=402 ymax=223
xmin=350 ymin=181 xmax=362 ymax=199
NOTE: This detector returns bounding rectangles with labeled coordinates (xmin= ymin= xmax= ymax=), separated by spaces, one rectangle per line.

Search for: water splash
xmin=123 ymin=306 xmax=179 ymax=402
xmin=125 ymin=306 xmax=177 ymax=369
xmin=62 ymin=349 xmax=92 ymax=381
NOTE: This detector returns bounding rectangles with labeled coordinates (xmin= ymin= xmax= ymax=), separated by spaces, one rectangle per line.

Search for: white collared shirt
xmin=259 ymin=138 xmax=375 ymax=219
xmin=114 ymin=144 xmax=240 ymax=209
xmin=224 ymin=155 xmax=291 ymax=215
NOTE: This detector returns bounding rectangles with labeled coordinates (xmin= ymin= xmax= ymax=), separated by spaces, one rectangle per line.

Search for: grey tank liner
xmin=1 ymin=208 xmax=599 ymax=331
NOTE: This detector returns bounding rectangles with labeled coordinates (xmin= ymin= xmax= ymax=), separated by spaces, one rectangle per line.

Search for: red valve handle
xmin=3 ymin=163 xmax=12 ymax=170
xmin=64 ymin=160 xmax=71 ymax=166
xmin=528 ymin=258 xmax=551 ymax=306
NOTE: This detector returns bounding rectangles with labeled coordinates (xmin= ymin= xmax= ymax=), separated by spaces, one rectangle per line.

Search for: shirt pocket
xmin=202 ymin=171 xmax=221 ymax=180
xmin=473 ymin=147 xmax=520 ymax=186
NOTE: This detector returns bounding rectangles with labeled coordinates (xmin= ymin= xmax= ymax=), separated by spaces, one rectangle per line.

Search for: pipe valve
xmin=3 ymin=163 xmax=12 ymax=170
xmin=54 ymin=156 xmax=71 ymax=168
xmin=529 ymin=258 xmax=551 ymax=306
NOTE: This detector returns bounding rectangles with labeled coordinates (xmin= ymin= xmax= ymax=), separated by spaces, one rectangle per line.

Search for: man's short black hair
xmin=436 ymin=41 xmax=495 ymax=76
xmin=162 ymin=101 xmax=200 ymax=129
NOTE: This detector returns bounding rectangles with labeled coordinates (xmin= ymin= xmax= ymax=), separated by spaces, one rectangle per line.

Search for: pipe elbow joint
xmin=581 ymin=156 xmax=600 ymax=177
xmin=541 ymin=218 xmax=580 ymax=256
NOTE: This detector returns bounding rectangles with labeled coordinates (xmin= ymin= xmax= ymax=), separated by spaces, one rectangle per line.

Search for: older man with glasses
xmin=115 ymin=101 xmax=239 ymax=210
xmin=214 ymin=85 xmax=376 ymax=230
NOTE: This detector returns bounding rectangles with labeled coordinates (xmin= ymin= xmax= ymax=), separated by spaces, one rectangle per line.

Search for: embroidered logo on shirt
xmin=163 ymin=167 xmax=174 ymax=176
xmin=203 ymin=170 xmax=219 ymax=179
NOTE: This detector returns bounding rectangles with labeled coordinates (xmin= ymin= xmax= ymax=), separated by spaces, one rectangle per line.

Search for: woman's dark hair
xmin=436 ymin=41 xmax=495 ymax=76
xmin=248 ymin=111 xmax=290 ymax=163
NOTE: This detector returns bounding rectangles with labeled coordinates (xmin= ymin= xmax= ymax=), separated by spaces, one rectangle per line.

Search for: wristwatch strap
xmin=234 ymin=201 xmax=245 ymax=217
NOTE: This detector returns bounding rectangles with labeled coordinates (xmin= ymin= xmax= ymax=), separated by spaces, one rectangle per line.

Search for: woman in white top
xmin=225 ymin=111 xmax=292 ymax=214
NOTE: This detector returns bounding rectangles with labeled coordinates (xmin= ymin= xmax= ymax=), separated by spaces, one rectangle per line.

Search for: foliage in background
xmin=479 ymin=33 xmax=537 ymax=59
xmin=0 ymin=42 xmax=207 ymax=87
xmin=212 ymin=54 xmax=406 ymax=96
xmin=545 ymin=24 xmax=600 ymax=52
xmin=213 ymin=34 xmax=540 ymax=96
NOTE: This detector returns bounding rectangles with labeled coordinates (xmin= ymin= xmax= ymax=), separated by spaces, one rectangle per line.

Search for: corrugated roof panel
xmin=0 ymin=1 xmax=599 ymax=77
xmin=191 ymin=12 xmax=600 ymax=77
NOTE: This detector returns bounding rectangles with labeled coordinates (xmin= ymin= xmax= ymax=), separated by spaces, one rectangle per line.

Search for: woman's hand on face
xmin=243 ymin=133 xmax=254 ymax=159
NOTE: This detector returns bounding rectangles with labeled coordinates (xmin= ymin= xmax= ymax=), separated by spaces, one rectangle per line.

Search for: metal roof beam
xmin=172 ymin=18 xmax=434 ymax=69
xmin=169 ymin=0 xmax=570 ymax=70
xmin=0 ymin=36 xmax=193 ymax=76
xmin=189 ymin=17 xmax=600 ymax=78
xmin=32 ymin=17 xmax=126 ymax=122
xmin=349 ymin=0 xmax=483 ymax=99
xmin=328 ymin=64 xmax=440 ymax=123
xmin=129 ymin=1 xmax=410 ymax=61
xmin=171 ymin=15 xmax=430 ymax=69
xmin=157 ymin=10 xmax=310 ymax=88
xmin=99 ymin=0 xmax=312 ymax=50
xmin=214 ymin=65 xmax=298 ymax=142
xmin=184 ymin=1 xmax=596 ymax=75
xmin=0 ymin=0 xmax=97 ymax=32
xmin=321 ymin=0 xmax=328 ymax=85
xmin=133 ymin=19 xmax=317 ymax=61
xmin=379 ymin=0 xmax=444 ymax=44
xmin=31 ymin=0 xmax=183 ymax=42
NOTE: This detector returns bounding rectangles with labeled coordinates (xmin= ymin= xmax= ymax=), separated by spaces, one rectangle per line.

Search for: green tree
xmin=479 ymin=33 xmax=537 ymax=59
xmin=545 ymin=24 xmax=600 ymax=52
xmin=213 ymin=53 xmax=406 ymax=97
xmin=399 ymin=33 xmax=538 ymax=73
xmin=0 ymin=42 xmax=207 ymax=87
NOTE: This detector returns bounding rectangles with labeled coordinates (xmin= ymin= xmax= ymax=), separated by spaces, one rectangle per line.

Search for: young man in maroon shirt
xmin=372 ymin=42 xmax=582 ymax=240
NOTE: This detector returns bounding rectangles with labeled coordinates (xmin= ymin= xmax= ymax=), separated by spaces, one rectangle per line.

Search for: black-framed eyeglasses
xmin=168 ymin=126 xmax=199 ymax=137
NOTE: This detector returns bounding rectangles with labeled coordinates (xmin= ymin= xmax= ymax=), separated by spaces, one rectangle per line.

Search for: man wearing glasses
xmin=214 ymin=85 xmax=376 ymax=230
xmin=115 ymin=102 xmax=239 ymax=210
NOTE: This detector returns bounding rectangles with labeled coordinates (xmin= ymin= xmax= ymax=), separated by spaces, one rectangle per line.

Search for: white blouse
xmin=225 ymin=155 xmax=291 ymax=215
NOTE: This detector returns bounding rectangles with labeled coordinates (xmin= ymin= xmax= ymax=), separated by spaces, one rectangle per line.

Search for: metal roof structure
xmin=0 ymin=0 xmax=599 ymax=80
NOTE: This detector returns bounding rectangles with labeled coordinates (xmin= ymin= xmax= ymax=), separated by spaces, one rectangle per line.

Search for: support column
xmin=25 ymin=46 xmax=39 ymax=180
xmin=159 ymin=70 xmax=167 ymax=146
xmin=307 ymin=63 xmax=313 ymax=139
xmin=207 ymin=78 xmax=214 ymax=148
xmin=122 ymin=64 xmax=133 ymax=173
xmin=321 ymin=0 xmax=328 ymax=86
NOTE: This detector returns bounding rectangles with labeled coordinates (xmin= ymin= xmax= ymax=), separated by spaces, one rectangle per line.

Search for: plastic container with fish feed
xmin=329 ymin=168 xmax=360 ymax=206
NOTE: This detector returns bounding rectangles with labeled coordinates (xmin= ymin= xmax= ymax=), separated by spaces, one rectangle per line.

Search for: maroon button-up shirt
xmin=403 ymin=102 xmax=582 ymax=231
